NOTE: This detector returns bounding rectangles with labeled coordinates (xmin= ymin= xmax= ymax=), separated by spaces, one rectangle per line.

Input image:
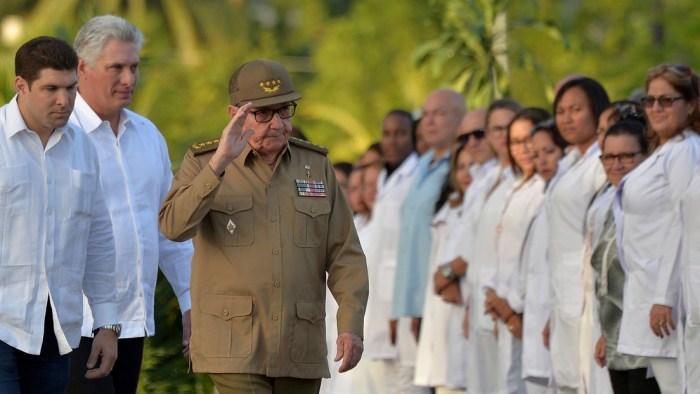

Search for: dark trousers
xmin=66 ymin=335 xmax=144 ymax=394
xmin=609 ymin=367 xmax=662 ymax=394
xmin=0 ymin=304 xmax=70 ymax=394
xmin=209 ymin=373 xmax=322 ymax=394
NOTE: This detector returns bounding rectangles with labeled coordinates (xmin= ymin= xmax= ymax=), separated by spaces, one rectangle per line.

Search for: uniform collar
xmin=237 ymin=141 xmax=291 ymax=168
xmin=4 ymin=95 xmax=73 ymax=141
xmin=73 ymin=92 xmax=131 ymax=135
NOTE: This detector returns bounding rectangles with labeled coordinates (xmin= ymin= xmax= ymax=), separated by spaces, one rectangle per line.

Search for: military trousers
xmin=209 ymin=373 xmax=322 ymax=394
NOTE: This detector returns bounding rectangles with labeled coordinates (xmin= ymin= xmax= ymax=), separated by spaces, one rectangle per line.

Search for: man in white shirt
xmin=0 ymin=36 xmax=120 ymax=394
xmin=65 ymin=16 xmax=194 ymax=394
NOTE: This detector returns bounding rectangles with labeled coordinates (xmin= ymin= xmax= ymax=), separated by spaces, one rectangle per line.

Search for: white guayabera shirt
xmin=0 ymin=96 xmax=117 ymax=355
xmin=71 ymin=93 xmax=193 ymax=339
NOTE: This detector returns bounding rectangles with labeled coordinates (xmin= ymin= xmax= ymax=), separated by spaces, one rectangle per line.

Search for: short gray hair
xmin=74 ymin=15 xmax=144 ymax=67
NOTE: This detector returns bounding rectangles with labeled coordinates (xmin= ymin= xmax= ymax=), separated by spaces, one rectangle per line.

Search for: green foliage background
xmin=1 ymin=0 xmax=699 ymax=392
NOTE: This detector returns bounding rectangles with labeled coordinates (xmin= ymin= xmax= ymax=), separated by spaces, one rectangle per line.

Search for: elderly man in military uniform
xmin=159 ymin=59 xmax=368 ymax=394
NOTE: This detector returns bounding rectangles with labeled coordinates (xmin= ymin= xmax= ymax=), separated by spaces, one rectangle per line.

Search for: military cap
xmin=228 ymin=59 xmax=302 ymax=107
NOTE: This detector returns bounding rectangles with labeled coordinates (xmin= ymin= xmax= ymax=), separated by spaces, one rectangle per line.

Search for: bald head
xmin=554 ymin=74 xmax=586 ymax=97
xmin=458 ymin=109 xmax=487 ymax=137
xmin=458 ymin=108 xmax=493 ymax=164
xmin=421 ymin=89 xmax=467 ymax=155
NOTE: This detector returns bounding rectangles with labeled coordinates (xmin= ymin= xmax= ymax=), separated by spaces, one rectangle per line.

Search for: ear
xmin=14 ymin=76 xmax=28 ymax=95
xmin=77 ymin=57 xmax=91 ymax=79
xmin=228 ymin=105 xmax=238 ymax=119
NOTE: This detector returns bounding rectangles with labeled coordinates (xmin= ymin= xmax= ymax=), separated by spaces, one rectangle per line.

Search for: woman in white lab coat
xmin=614 ymin=64 xmax=700 ymax=394
xmin=415 ymin=145 xmax=474 ymax=393
xmin=591 ymin=114 xmax=662 ymax=394
xmin=545 ymin=77 xmax=610 ymax=393
xmin=506 ymin=119 xmax=569 ymax=393
xmin=484 ymin=108 xmax=551 ymax=394
xmin=464 ymin=99 xmax=521 ymax=394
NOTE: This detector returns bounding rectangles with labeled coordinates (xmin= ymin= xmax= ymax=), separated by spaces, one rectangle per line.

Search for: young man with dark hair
xmin=0 ymin=36 xmax=120 ymax=393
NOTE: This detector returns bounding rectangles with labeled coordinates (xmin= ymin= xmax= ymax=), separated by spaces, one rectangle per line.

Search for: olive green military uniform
xmin=158 ymin=137 xmax=368 ymax=379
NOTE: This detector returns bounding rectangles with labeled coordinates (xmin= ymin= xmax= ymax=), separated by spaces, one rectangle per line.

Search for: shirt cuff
xmin=90 ymin=301 xmax=118 ymax=331
xmin=196 ymin=164 xmax=223 ymax=195
xmin=336 ymin=309 xmax=365 ymax=340
xmin=177 ymin=290 xmax=192 ymax=314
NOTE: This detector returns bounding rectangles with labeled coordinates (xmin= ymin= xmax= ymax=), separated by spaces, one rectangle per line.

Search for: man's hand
xmin=209 ymin=102 xmax=255 ymax=176
xmin=594 ymin=335 xmax=607 ymax=367
xmin=334 ymin=332 xmax=364 ymax=373
xmin=650 ymin=304 xmax=675 ymax=338
xmin=86 ymin=328 xmax=118 ymax=379
xmin=543 ymin=319 xmax=551 ymax=350
xmin=182 ymin=309 xmax=192 ymax=358
xmin=389 ymin=320 xmax=398 ymax=345
xmin=433 ymin=268 xmax=453 ymax=295
xmin=438 ymin=281 xmax=463 ymax=305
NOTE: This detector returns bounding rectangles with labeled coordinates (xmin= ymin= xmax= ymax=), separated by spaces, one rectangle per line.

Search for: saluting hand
xmin=209 ymin=102 xmax=256 ymax=176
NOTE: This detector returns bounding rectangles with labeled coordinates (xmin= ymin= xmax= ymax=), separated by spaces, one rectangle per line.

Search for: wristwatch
xmin=440 ymin=263 xmax=455 ymax=280
xmin=93 ymin=323 xmax=122 ymax=338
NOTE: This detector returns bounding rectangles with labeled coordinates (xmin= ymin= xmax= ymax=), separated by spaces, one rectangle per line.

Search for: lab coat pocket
xmin=0 ymin=165 xmax=29 ymax=217
xmin=0 ymin=265 xmax=31 ymax=329
xmin=210 ymin=194 xmax=255 ymax=246
xmin=293 ymin=198 xmax=331 ymax=248
xmin=555 ymin=259 xmax=583 ymax=319
xmin=290 ymin=300 xmax=327 ymax=362
xmin=70 ymin=169 xmax=97 ymax=217
xmin=199 ymin=295 xmax=253 ymax=358
xmin=688 ymin=263 xmax=700 ymax=327
xmin=59 ymin=267 xmax=85 ymax=328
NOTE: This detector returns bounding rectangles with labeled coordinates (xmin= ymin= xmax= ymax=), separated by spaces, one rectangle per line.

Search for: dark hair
xmin=386 ymin=110 xmax=413 ymax=127
xmin=485 ymin=98 xmax=523 ymax=129
xmin=603 ymin=118 xmax=651 ymax=155
xmin=434 ymin=144 xmax=469 ymax=214
xmin=368 ymin=142 xmax=382 ymax=156
xmin=15 ymin=36 xmax=78 ymax=88
xmin=531 ymin=119 xmax=570 ymax=152
xmin=333 ymin=162 xmax=353 ymax=178
xmin=411 ymin=117 xmax=422 ymax=148
xmin=554 ymin=77 xmax=611 ymax=133
xmin=507 ymin=108 xmax=551 ymax=176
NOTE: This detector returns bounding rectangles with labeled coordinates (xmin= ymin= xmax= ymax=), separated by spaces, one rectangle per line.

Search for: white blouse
xmin=614 ymin=130 xmax=700 ymax=357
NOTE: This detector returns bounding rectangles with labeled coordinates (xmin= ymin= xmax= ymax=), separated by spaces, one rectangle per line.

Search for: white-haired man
xmin=65 ymin=15 xmax=194 ymax=394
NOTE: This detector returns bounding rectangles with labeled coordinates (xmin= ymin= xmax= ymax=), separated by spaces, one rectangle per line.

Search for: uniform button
xmin=274 ymin=281 xmax=280 ymax=287
xmin=47 ymin=240 xmax=51 ymax=245
xmin=47 ymin=179 xmax=51 ymax=185
xmin=47 ymin=210 xmax=52 ymax=216
xmin=311 ymin=207 xmax=316 ymax=213
xmin=223 ymin=309 xmax=229 ymax=316
xmin=272 ymin=249 xmax=279 ymax=255
xmin=269 ymin=182 xmax=274 ymax=188
xmin=272 ymin=315 xmax=278 ymax=321
xmin=205 ymin=182 xmax=212 ymax=189
xmin=227 ymin=204 xmax=233 ymax=211
xmin=271 ymin=216 xmax=277 ymax=222
xmin=137 ymin=260 xmax=141 ymax=266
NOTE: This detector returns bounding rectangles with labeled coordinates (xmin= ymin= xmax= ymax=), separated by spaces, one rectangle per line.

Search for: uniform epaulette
xmin=288 ymin=137 xmax=328 ymax=155
xmin=188 ymin=138 xmax=220 ymax=155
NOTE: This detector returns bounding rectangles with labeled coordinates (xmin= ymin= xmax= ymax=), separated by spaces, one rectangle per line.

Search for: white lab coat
xmin=680 ymin=163 xmax=700 ymax=393
xmin=466 ymin=165 xmax=515 ymax=394
xmin=414 ymin=197 xmax=463 ymax=388
xmin=614 ymin=130 xmax=700 ymax=358
xmin=486 ymin=174 xmax=546 ymax=394
xmin=547 ymin=142 xmax=607 ymax=391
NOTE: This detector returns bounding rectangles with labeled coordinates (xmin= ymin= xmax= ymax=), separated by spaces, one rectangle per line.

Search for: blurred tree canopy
xmin=1 ymin=0 xmax=699 ymax=392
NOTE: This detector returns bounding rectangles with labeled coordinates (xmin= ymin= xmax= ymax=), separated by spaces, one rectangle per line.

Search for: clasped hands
xmin=484 ymin=288 xmax=522 ymax=339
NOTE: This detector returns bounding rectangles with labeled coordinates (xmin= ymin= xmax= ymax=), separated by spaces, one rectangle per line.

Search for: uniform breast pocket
xmin=70 ymin=169 xmax=97 ymax=217
xmin=210 ymin=194 xmax=255 ymax=246
xmin=0 ymin=165 xmax=29 ymax=217
xmin=0 ymin=265 xmax=32 ymax=329
xmin=293 ymin=198 xmax=331 ymax=248
xmin=199 ymin=295 xmax=253 ymax=358
xmin=290 ymin=300 xmax=326 ymax=363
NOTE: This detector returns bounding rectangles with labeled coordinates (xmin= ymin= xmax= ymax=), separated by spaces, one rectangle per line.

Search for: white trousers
xmin=649 ymin=357 xmax=681 ymax=394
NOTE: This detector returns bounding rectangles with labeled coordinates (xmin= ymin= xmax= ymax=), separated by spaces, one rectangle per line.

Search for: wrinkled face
xmin=601 ymin=134 xmax=646 ymax=186
xmin=646 ymin=77 xmax=695 ymax=142
xmin=556 ymin=87 xmax=597 ymax=146
xmin=597 ymin=107 xmax=615 ymax=148
xmin=231 ymin=102 xmax=293 ymax=158
xmin=509 ymin=119 xmax=535 ymax=176
xmin=361 ymin=165 xmax=381 ymax=211
xmin=458 ymin=111 xmax=492 ymax=164
xmin=78 ymin=39 xmax=139 ymax=115
xmin=15 ymin=68 xmax=78 ymax=133
xmin=454 ymin=148 xmax=474 ymax=194
xmin=531 ymin=131 xmax=564 ymax=182
xmin=486 ymin=108 xmax=517 ymax=159
xmin=347 ymin=169 xmax=365 ymax=213
xmin=421 ymin=92 xmax=463 ymax=150
xmin=381 ymin=114 xmax=414 ymax=167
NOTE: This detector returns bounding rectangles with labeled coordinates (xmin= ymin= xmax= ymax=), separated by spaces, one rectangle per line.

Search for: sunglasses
xmin=641 ymin=96 xmax=684 ymax=109
xmin=457 ymin=128 xmax=486 ymax=144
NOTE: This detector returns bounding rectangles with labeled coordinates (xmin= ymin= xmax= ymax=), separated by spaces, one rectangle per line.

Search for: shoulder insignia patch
xmin=288 ymin=137 xmax=328 ymax=155
xmin=188 ymin=138 xmax=220 ymax=155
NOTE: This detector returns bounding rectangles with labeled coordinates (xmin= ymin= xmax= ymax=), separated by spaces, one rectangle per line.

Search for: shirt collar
xmin=4 ymin=95 xmax=73 ymax=141
xmin=236 ymin=141 xmax=291 ymax=168
xmin=73 ymin=92 xmax=131 ymax=134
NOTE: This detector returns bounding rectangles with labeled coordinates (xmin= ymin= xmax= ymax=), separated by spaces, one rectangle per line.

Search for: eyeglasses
xmin=238 ymin=103 xmax=297 ymax=123
xmin=486 ymin=125 xmax=508 ymax=136
xmin=457 ymin=128 xmax=485 ymax=144
xmin=509 ymin=136 xmax=533 ymax=151
xmin=599 ymin=152 xmax=643 ymax=166
xmin=641 ymin=96 xmax=684 ymax=109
